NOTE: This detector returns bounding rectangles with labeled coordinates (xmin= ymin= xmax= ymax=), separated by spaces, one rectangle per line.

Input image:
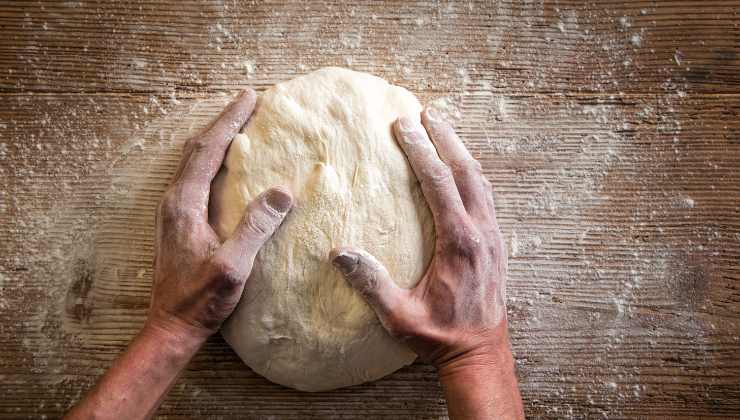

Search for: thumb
xmin=217 ymin=186 xmax=293 ymax=276
xmin=330 ymin=247 xmax=408 ymax=327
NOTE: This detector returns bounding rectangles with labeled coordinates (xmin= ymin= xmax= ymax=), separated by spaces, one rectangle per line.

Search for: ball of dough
xmin=211 ymin=67 xmax=434 ymax=391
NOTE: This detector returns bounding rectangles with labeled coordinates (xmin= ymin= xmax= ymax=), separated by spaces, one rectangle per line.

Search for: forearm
xmin=438 ymin=341 xmax=524 ymax=420
xmin=66 ymin=321 xmax=205 ymax=420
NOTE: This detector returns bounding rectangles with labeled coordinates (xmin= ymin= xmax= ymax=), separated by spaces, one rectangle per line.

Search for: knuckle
xmin=455 ymin=236 xmax=481 ymax=260
xmin=350 ymin=268 xmax=379 ymax=297
xmin=186 ymin=135 xmax=210 ymax=152
xmin=160 ymin=187 xmax=176 ymax=205
xmin=442 ymin=224 xmax=483 ymax=260
xmin=158 ymin=190 xmax=179 ymax=217
xmin=209 ymin=258 xmax=242 ymax=289
xmin=244 ymin=208 xmax=277 ymax=237
xmin=210 ymin=257 xmax=236 ymax=276
xmin=219 ymin=270 xmax=243 ymax=289
xmin=179 ymin=208 xmax=201 ymax=226
xmin=160 ymin=189 xmax=200 ymax=224
xmin=405 ymin=129 xmax=426 ymax=144
xmin=423 ymin=164 xmax=454 ymax=188
xmin=462 ymin=158 xmax=484 ymax=174
xmin=183 ymin=136 xmax=197 ymax=151
xmin=451 ymin=159 xmax=484 ymax=179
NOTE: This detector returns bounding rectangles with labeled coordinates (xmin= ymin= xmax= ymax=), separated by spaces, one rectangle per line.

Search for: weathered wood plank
xmin=2 ymin=0 xmax=739 ymax=418
xmin=0 ymin=1 xmax=738 ymax=94
xmin=2 ymin=90 xmax=739 ymax=418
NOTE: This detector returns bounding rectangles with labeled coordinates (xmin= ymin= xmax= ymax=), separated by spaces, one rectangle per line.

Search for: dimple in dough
xmin=211 ymin=67 xmax=434 ymax=392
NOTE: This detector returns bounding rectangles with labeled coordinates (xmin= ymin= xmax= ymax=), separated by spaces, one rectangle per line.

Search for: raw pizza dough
xmin=211 ymin=67 xmax=434 ymax=391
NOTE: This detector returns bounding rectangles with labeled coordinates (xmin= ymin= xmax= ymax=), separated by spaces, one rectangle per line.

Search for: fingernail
xmin=264 ymin=188 xmax=293 ymax=214
xmin=332 ymin=252 xmax=359 ymax=275
xmin=397 ymin=116 xmax=416 ymax=132
xmin=425 ymin=108 xmax=442 ymax=122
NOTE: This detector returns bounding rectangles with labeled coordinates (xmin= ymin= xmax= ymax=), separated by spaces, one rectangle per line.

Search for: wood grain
xmin=1 ymin=1 xmax=738 ymax=94
xmin=1 ymin=1 xmax=739 ymax=419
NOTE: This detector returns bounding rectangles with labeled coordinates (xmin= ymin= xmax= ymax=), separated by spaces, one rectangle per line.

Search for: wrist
xmin=437 ymin=338 xmax=515 ymax=382
xmin=142 ymin=314 xmax=209 ymax=359
xmin=434 ymin=320 xmax=513 ymax=372
xmin=436 ymin=329 xmax=524 ymax=420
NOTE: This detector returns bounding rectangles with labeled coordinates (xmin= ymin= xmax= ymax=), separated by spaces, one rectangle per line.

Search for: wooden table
xmin=2 ymin=1 xmax=739 ymax=418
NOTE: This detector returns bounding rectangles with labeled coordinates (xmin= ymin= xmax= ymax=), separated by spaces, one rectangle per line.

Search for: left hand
xmin=148 ymin=89 xmax=294 ymax=341
xmin=65 ymin=91 xmax=293 ymax=420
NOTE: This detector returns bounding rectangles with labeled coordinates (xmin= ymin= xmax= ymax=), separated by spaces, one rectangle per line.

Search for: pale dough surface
xmin=211 ymin=67 xmax=434 ymax=391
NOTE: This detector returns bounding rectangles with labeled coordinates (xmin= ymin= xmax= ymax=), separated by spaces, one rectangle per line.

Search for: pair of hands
xmin=149 ymin=88 xmax=510 ymax=371
xmin=66 ymin=88 xmax=522 ymax=420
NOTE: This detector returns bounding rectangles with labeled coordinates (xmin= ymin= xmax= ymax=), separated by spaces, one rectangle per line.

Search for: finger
xmin=421 ymin=108 xmax=493 ymax=222
xmin=171 ymin=137 xmax=196 ymax=183
xmin=215 ymin=187 xmax=294 ymax=278
xmin=393 ymin=116 xmax=468 ymax=233
xmin=330 ymin=246 xmax=410 ymax=329
xmin=177 ymin=89 xmax=257 ymax=212
xmin=174 ymin=89 xmax=255 ymax=183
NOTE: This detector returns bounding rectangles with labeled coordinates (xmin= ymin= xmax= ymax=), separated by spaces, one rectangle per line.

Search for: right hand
xmin=330 ymin=108 xmax=510 ymax=370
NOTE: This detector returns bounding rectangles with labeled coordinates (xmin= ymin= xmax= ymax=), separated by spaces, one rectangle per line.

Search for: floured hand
xmin=67 ymin=90 xmax=295 ymax=420
xmin=331 ymin=108 xmax=523 ymax=419
xmin=331 ymin=107 xmax=507 ymax=367
xmin=149 ymin=89 xmax=294 ymax=340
